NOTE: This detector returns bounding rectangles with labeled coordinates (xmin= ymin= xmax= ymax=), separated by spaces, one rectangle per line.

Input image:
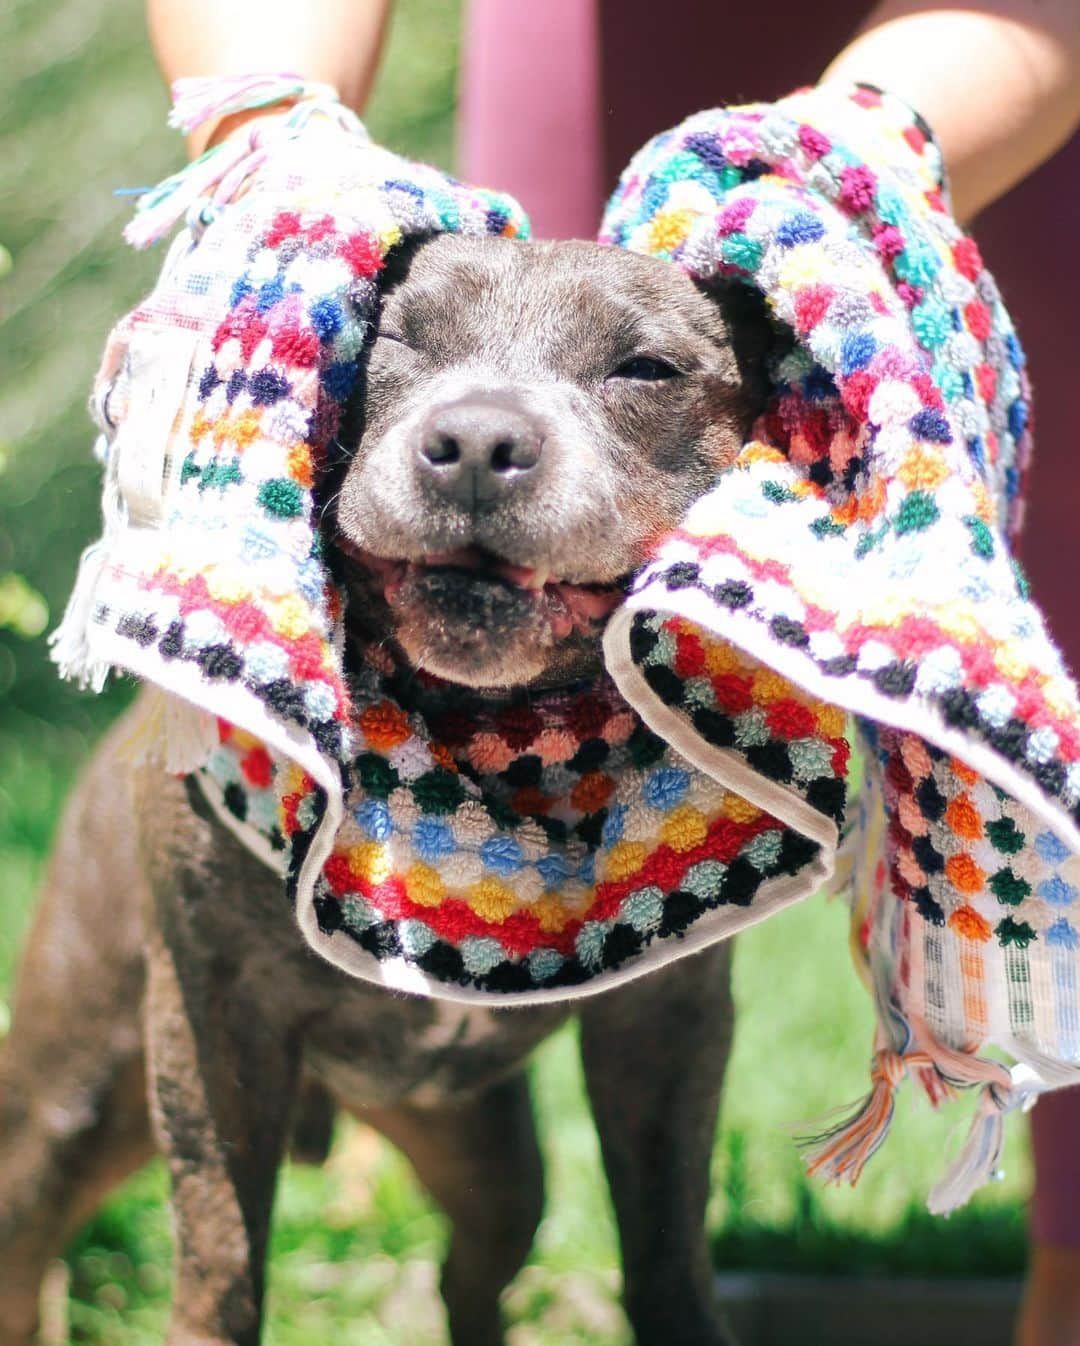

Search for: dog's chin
xmin=390 ymin=569 xmax=579 ymax=688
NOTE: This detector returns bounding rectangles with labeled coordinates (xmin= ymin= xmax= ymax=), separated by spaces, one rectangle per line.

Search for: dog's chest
xmin=304 ymin=996 xmax=569 ymax=1108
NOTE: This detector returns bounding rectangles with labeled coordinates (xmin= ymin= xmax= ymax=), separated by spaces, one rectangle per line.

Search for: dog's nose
xmin=417 ymin=399 xmax=544 ymax=507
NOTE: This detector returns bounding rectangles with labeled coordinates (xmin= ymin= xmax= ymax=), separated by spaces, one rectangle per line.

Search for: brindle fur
xmin=0 ymin=234 xmax=770 ymax=1346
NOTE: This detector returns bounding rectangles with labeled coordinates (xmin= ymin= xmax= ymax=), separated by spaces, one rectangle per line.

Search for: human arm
xmin=822 ymin=0 xmax=1080 ymax=221
xmin=146 ymin=0 xmax=394 ymax=155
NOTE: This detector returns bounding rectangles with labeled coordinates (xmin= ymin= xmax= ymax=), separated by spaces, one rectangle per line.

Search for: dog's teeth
xmin=525 ymin=568 xmax=550 ymax=589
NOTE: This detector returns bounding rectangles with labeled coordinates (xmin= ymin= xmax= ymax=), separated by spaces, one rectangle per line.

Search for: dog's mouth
xmin=341 ymin=543 xmax=627 ymax=686
xmin=398 ymin=548 xmax=623 ymax=631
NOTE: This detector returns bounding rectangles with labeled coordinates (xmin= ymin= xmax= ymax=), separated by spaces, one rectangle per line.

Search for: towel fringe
xmin=47 ymin=539 xmax=111 ymax=692
xmin=162 ymin=695 xmax=220 ymax=775
xmin=798 ymin=1039 xmax=934 ymax=1186
xmin=167 ymin=73 xmax=341 ymax=135
xmin=118 ymin=688 xmax=220 ymax=775
xmin=926 ymin=1059 xmax=1046 ymax=1214
xmin=123 ymin=76 xmax=365 ymax=250
xmin=123 ymin=134 xmax=271 ymax=250
xmin=49 ymin=446 xmax=124 ymax=691
xmin=926 ymin=1087 xmax=1006 ymax=1215
xmin=800 ymin=1007 xmax=1044 ymax=1212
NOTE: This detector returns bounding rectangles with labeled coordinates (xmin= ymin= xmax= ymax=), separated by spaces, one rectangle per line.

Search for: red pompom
xmin=841 ymin=370 xmax=875 ymax=423
xmin=902 ymin=126 xmax=927 ymax=156
xmin=712 ymin=674 xmax=754 ymax=715
xmin=793 ymin=284 xmax=834 ymax=334
xmin=241 ymin=746 xmax=273 ymax=789
xmin=764 ymin=698 xmax=817 ymax=740
xmin=322 ymin=855 xmax=354 ymax=892
xmin=270 ymin=322 xmax=320 ymax=368
xmin=674 ymin=633 xmax=707 ymax=678
xmin=265 ymin=211 xmax=302 ymax=247
xmin=953 ymin=237 xmax=983 ymax=281
xmin=339 ymin=231 xmax=384 ymax=278
xmin=975 ymin=363 xmax=998 ymax=404
xmin=965 ymin=300 xmax=992 ymax=343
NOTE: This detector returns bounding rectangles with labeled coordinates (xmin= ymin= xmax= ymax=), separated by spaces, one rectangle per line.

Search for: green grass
xmin=0 ymin=0 xmax=1032 ymax=1340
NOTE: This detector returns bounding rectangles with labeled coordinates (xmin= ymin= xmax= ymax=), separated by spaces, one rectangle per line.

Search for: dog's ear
xmin=331 ymin=233 xmax=442 ymax=476
xmin=376 ymin=232 xmax=439 ymax=296
xmin=701 ymin=280 xmax=785 ymax=424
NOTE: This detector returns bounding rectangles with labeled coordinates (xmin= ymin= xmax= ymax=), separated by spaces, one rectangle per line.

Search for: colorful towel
xmin=54 ymin=78 xmax=1080 ymax=1210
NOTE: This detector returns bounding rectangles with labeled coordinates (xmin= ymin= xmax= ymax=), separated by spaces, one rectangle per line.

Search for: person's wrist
xmin=193 ymin=101 xmax=300 ymax=158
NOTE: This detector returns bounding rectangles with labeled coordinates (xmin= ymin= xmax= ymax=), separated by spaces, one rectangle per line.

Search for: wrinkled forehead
xmin=376 ymin=234 xmax=733 ymax=376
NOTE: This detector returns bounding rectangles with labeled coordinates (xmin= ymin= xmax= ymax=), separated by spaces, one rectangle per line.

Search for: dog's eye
xmin=610 ymin=356 xmax=682 ymax=381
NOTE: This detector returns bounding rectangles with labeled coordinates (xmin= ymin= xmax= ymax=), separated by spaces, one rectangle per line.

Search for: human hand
xmin=821 ymin=0 xmax=1080 ymax=221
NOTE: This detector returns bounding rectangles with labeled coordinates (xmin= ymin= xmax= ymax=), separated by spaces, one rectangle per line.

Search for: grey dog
xmin=0 ymin=233 xmax=770 ymax=1346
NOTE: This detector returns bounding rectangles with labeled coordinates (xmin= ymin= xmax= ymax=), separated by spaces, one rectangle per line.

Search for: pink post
xmin=458 ymin=0 xmax=602 ymax=240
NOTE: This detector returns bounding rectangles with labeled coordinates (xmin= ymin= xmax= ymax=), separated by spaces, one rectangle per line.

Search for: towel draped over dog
xmin=54 ymin=79 xmax=1080 ymax=1210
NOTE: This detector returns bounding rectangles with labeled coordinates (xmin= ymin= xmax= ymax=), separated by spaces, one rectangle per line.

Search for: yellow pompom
xmin=815 ymin=705 xmax=848 ymax=739
xmin=405 ymin=863 xmax=446 ymax=908
xmin=229 ymin=409 xmax=262 ymax=451
xmin=739 ymin=441 xmax=787 ymax=467
xmin=704 ymin=639 xmax=744 ymax=676
xmin=751 ymin=667 xmax=793 ymax=702
xmin=898 ymin=446 xmax=949 ymax=492
xmin=935 ymin=604 xmax=981 ymax=644
xmin=349 ymin=843 xmax=392 ymax=886
xmin=532 ymin=894 xmax=572 ymax=934
xmin=205 ymin=568 xmax=250 ymax=605
xmin=662 ymin=805 xmax=708 ymax=853
xmin=268 ymin=594 xmax=310 ymax=639
xmin=287 ymin=442 xmax=314 ymax=488
xmin=648 ymin=208 xmax=695 ymax=253
xmin=468 ymin=877 xmax=517 ymax=924
xmin=604 ymin=841 xmax=648 ymax=882
xmin=721 ymin=793 xmax=761 ymax=825
xmin=993 ymin=643 xmax=1033 ymax=683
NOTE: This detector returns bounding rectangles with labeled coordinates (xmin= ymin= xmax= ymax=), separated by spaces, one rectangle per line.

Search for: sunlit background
xmin=1 ymin=1 xmax=1030 ymax=1341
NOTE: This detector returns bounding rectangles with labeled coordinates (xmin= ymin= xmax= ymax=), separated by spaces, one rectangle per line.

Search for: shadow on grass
xmin=711 ymin=1129 xmax=1025 ymax=1281
xmin=58 ymin=1125 xmax=1025 ymax=1344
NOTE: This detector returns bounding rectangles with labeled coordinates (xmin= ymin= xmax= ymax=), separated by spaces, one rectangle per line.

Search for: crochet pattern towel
xmin=55 ymin=83 xmax=1080 ymax=1208
xmin=599 ymin=85 xmax=1080 ymax=1207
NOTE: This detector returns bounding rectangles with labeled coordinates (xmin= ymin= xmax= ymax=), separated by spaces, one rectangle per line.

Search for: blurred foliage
xmin=1 ymin=0 xmax=1030 ymax=1339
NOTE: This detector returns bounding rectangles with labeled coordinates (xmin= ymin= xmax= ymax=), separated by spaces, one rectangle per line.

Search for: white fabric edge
xmin=607 ymin=581 xmax=1080 ymax=856
xmin=303 ymin=859 xmax=832 ymax=1006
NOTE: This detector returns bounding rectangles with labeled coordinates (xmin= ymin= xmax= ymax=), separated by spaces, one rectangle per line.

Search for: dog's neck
xmin=348 ymin=632 xmax=610 ymax=718
xmin=342 ymin=623 xmax=630 ymax=803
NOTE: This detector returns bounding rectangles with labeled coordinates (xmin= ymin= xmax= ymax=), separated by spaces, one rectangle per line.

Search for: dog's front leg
xmin=580 ymin=943 xmax=738 ymax=1346
xmin=145 ymin=924 xmax=300 ymax=1346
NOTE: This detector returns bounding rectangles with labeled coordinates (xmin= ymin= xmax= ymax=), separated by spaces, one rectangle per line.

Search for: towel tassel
xmin=800 ymin=1009 xmax=1044 ymax=1212
xmin=122 ymin=74 xmax=364 ymax=250
xmin=48 ymin=439 xmax=123 ymax=691
xmin=162 ymin=694 xmax=221 ymax=775
xmin=47 ymin=539 xmax=111 ymax=692
xmin=118 ymin=688 xmax=221 ymax=775
xmin=925 ymin=1058 xmax=1045 ymax=1215
xmin=926 ymin=1085 xmax=1007 ymax=1215
xmin=798 ymin=1039 xmax=934 ymax=1186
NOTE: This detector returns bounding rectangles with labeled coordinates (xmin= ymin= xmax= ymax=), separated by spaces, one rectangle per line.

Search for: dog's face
xmin=335 ymin=234 xmax=765 ymax=689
